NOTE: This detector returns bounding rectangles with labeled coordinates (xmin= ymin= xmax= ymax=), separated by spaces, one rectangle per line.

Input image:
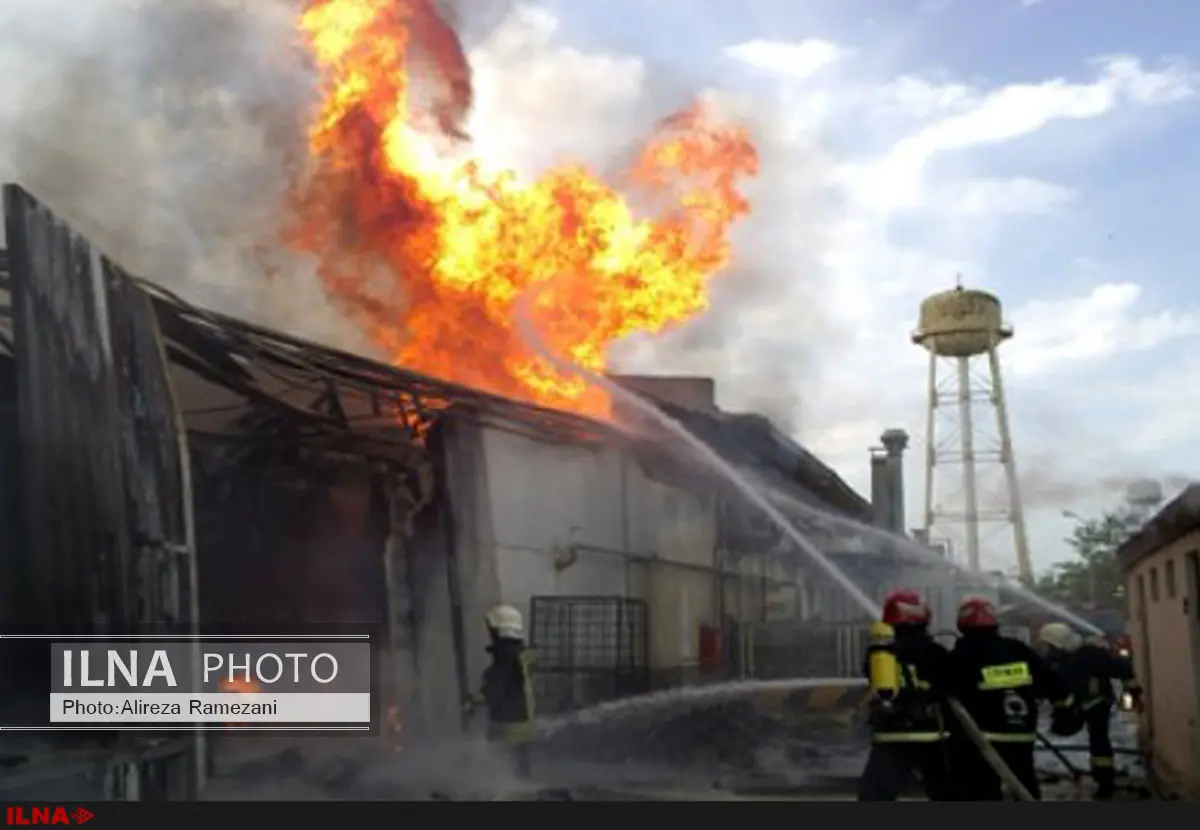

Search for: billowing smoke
xmin=1014 ymin=465 xmax=1191 ymax=511
xmin=0 ymin=1 xmax=839 ymax=430
xmin=0 ymin=0 xmax=364 ymax=345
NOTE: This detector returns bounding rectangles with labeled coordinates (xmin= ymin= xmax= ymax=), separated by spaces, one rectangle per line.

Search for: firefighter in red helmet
xmin=947 ymin=596 xmax=1077 ymax=800
xmin=857 ymin=588 xmax=956 ymax=801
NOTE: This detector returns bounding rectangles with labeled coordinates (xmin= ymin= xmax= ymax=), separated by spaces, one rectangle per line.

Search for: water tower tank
xmin=912 ymin=286 xmax=1013 ymax=357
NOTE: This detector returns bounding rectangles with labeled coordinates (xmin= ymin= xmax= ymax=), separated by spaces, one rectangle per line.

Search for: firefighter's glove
xmin=462 ymin=696 xmax=482 ymax=715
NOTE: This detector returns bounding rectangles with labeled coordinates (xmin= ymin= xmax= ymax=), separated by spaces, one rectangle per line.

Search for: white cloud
xmin=723 ymin=39 xmax=845 ymax=82
xmin=929 ymin=177 xmax=1075 ymax=215
xmin=1005 ymin=283 xmax=1200 ymax=376
xmin=878 ymin=75 xmax=975 ymax=121
xmin=850 ymin=56 xmax=1198 ymax=212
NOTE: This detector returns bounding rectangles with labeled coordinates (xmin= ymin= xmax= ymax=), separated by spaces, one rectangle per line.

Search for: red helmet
xmin=957 ymin=595 xmax=997 ymax=630
xmin=881 ymin=589 xmax=931 ymax=626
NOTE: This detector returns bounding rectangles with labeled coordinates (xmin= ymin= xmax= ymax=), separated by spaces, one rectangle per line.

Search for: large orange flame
xmin=287 ymin=0 xmax=759 ymax=418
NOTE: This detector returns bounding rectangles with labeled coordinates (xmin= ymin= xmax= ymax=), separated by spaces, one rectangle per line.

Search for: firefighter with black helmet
xmin=464 ymin=604 xmax=537 ymax=779
xmin=1039 ymin=622 xmax=1142 ymax=800
xmin=948 ymin=596 xmax=1078 ymax=800
xmin=857 ymin=588 xmax=956 ymax=801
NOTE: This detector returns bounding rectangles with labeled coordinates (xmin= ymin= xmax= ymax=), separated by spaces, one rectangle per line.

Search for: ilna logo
xmin=4 ymin=806 xmax=94 ymax=825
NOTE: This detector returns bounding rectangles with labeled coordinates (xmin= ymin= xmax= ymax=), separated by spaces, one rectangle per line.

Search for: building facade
xmin=1117 ymin=485 xmax=1200 ymax=799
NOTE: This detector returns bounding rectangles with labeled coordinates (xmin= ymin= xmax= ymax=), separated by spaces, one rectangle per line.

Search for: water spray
xmin=514 ymin=287 xmax=1038 ymax=800
xmin=761 ymin=485 xmax=1104 ymax=636
xmin=513 ymin=294 xmax=880 ymax=619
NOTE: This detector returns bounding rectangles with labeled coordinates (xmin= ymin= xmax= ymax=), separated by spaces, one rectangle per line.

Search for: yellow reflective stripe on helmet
xmin=983 ymin=732 xmax=1036 ymax=742
xmin=978 ymin=661 xmax=1032 ymax=690
xmin=873 ymin=732 xmax=948 ymax=743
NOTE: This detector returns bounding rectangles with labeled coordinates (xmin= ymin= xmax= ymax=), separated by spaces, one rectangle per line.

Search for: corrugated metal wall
xmin=2 ymin=184 xmax=196 ymax=798
xmin=4 ymin=183 xmax=195 ymax=637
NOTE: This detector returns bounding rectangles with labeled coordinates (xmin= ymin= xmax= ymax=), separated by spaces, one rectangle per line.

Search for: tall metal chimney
xmin=870 ymin=449 xmax=890 ymax=530
xmin=880 ymin=429 xmax=909 ymax=534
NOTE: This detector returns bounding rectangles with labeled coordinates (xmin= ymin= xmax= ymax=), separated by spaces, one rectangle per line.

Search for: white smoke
xmin=0 ymin=0 xmax=372 ymax=351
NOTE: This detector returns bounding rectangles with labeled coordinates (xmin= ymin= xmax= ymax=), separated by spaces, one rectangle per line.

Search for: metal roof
xmin=1116 ymin=483 xmax=1200 ymax=572
xmin=2 ymin=244 xmax=870 ymax=521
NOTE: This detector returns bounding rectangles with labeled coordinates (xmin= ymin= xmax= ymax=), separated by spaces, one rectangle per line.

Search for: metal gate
xmin=4 ymin=185 xmax=198 ymax=798
xmin=528 ymin=596 xmax=649 ymax=715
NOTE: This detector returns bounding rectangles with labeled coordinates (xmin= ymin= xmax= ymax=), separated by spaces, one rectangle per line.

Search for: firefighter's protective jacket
xmin=1047 ymin=643 xmax=1135 ymax=711
xmin=864 ymin=625 xmax=953 ymax=743
xmin=949 ymin=629 xmax=1073 ymax=743
xmin=481 ymin=638 xmax=536 ymax=745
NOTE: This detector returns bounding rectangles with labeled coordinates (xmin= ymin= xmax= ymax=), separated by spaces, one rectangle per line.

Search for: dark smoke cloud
xmin=981 ymin=461 xmax=1192 ymax=511
xmin=1019 ymin=468 xmax=1191 ymax=511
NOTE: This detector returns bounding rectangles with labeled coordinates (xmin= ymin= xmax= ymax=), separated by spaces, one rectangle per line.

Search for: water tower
xmin=912 ymin=280 xmax=1033 ymax=583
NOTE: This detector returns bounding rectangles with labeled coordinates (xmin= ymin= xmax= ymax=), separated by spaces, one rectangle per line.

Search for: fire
xmin=288 ymin=0 xmax=758 ymax=418
xmin=220 ymin=677 xmax=260 ymax=728
xmin=221 ymin=678 xmax=261 ymax=695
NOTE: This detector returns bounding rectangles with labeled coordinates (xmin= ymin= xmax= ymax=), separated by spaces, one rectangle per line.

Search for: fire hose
xmin=1036 ymin=731 xmax=1084 ymax=780
xmin=945 ymin=697 xmax=1036 ymax=802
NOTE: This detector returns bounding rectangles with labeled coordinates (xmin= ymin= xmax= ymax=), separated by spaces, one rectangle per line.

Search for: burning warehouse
xmin=0 ymin=184 xmax=896 ymax=797
xmin=0 ymin=2 xmax=961 ymax=801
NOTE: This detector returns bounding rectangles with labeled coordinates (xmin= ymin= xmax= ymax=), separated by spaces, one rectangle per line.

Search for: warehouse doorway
xmin=528 ymin=596 xmax=649 ymax=715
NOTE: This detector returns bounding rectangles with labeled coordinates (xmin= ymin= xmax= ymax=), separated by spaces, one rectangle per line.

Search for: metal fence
xmin=3 ymin=185 xmax=199 ymax=798
xmin=747 ymin=619 xmax=868 ymax=679
xmin=528 ymin=596 xmax=650 ymax=715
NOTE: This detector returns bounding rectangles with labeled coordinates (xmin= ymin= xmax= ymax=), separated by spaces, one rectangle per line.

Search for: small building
xmin=1116 ymin=484 xmax=1200 ymax=799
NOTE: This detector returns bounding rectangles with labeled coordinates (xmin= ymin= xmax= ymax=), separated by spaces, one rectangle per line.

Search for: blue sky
xmin=462 ymin=1 xmax=1200 ymax=576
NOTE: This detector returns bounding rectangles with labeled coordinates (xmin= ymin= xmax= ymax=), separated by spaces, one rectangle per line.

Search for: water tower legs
xmin=987 ymin=347 xmax=1033 ymax=584
xmin=956 ymin=357 xmax=982 ymax=570
xmin=920 ymin=345 xmax=1033 ymax=583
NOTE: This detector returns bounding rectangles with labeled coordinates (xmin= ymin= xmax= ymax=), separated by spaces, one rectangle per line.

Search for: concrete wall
xmin=625 ymin=468 xmax=718 ymax=670
xmin=443 ymin=419 xmax=720 ymax=677
xmin=1125 ymin=532 xmax=1200 ymax=797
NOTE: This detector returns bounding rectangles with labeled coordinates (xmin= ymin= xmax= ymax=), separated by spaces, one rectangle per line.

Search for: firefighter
xmin=857 ymin=588 xmax=956 ymax=801
xmin=1039 ymin=622 xmax=1143 ymax=800
xmin=948 ymin=596 xmax=1078 ymax=800
xmin=465 ymin=604 xmax=537 ymax=779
